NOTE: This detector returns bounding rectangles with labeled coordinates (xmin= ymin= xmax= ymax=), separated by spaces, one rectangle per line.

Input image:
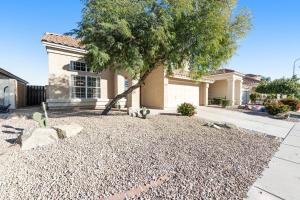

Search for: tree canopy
xmin=256 ymin=76 xmax=300 ymax=95
xmin=74 ymin=0 xmax=251 ymax=114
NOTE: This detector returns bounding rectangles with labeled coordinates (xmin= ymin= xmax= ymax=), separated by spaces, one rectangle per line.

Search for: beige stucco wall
xmin=46 ymin=47 xmax=115 ymax=108
xmin=141 ymin=66 xmax=165 ymax=109
xmin=208 ymin=80 xmax=228 ymax=99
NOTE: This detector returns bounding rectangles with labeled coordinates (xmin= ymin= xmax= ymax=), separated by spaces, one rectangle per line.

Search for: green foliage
xmin=264 ymin=102 xmax=289 ymax=115
xmin=256 ymin=77 xmax=300 ymax=95
xmin=74 ymin=0 xmax=251 ymax=79
xmin=249 ymin=93 xmax=260 ymax=103
xmin=212 ymin=97 xmax=225 ymax=105
xmin=139 ymin=107 xmax=150 ymax=119
xmin=280 ymin=98 xmax=300 ymax=111
xmin=32 ymin=112 xmax=47 ymax=128
xmin=221 ymin=99 xmax=230 ymax=108
xmin=177 ymin=103 xmax=196 ymax=116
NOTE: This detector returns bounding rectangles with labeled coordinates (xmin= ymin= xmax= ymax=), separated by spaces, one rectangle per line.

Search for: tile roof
xmin=41 ymin=33 xmax=85 ymax=49
xmin=243 ymin=76 xmax=261 ymax=88
xmin=211 ymin=68 xmax=236 ymax=75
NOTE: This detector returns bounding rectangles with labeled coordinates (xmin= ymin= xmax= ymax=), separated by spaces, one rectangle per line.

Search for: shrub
xmin=249 ymin=93 xmax=260 ymax=103
xmin=221 ymin=99 xmax=230 ymax=108
xmin=212 ymin=97 xmax=225 ymax=105
xmin=280 ymin=98 xmax=299 ymax=111
xmin=264 ymin=102 xmax=290 ymax=115
xmin=177 ymin=103 xmax=196 ymax=116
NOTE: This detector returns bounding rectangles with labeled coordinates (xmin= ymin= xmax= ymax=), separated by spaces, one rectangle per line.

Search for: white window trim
xmin=70 ymin=75 xmax=101 ymax=100
xmin=70 ymin=61 xmax=91 ymax=72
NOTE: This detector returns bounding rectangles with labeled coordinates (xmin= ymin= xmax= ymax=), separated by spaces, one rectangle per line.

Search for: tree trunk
xmin=101 ymin=68 xmax=155 ymax=115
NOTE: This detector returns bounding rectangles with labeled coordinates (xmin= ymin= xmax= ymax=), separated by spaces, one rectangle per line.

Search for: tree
xmin=74 ymin=0 xmax=251 ymax=115
xmin=256 ymin=76 xmax=300 ymax=95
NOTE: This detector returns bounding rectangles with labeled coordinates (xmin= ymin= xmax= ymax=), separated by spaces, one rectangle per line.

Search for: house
xmin=208 ymin=69 xmax=261 ymax=105
xmin=41 ymin=33 xmax=245 ymax=110
xmin=0 ymin=68 xmax=28 ymax=109
xmin=242 ymin=74 xmax=261 ymax=104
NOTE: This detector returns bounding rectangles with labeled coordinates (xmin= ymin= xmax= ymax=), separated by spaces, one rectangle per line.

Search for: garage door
xmin=167 ymin=81 xmax=199 ymax=108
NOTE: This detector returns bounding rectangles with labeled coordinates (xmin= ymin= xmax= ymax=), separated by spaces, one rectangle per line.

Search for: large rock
xmin=53 ymin=123 xmax=83 ymax=139
xmin=18 ymin=128 xmax=59 ymax=151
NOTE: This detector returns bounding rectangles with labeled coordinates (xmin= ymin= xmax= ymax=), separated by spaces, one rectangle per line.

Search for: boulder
xmin=18 ymin=128 xmax=59 ymax=151
xmin=53 ymin=123 xmax=83 ymax=139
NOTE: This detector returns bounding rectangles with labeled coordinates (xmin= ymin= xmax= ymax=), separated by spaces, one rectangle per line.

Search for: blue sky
xmin=0 ymin=0 xmax=299 ymax=85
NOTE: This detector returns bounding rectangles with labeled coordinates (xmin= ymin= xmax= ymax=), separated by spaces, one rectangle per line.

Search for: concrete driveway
xmin=196 ymin=106 xmax=300 ymax=200
xmin=197 ymin=106 xmax=295 ymax=138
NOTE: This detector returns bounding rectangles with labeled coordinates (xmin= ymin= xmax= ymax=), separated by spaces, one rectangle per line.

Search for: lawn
xmin=0 ymin=110 xmax=279 ymax=200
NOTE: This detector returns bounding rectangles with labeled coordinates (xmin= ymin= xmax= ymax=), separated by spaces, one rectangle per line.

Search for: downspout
xmin=3 ymin=86 xmax=8 ymax=106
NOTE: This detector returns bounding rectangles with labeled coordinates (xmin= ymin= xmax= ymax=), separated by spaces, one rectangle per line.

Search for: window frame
xmin=70 ymin=61 xmax=92 ymax=72
xmin=71 ymin=75 xmax=101 ymax=99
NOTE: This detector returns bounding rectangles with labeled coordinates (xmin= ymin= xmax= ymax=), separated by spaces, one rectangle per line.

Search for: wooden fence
xmin=26 ymin=86 xmax=46 ymax=106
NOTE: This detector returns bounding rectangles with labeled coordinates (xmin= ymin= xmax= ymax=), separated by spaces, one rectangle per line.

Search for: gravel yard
xmin=0 ymin=110 xmax=280 ymax=200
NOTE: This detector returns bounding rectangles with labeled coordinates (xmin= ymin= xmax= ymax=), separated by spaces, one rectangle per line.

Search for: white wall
xmin=0 ymin=79 xmax=17 ymax=109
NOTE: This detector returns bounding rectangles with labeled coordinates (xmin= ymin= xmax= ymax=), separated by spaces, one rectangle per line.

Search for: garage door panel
xmin=167 ymin=83 xmax=199 ymax=108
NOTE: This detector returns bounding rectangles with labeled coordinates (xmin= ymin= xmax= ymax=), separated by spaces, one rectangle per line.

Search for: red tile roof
xmin=243 ymin=76 xmax=261 ymax=88
xmin=41 ymin=33 xmax=85 ymax=49
xmin=211 ymin=68 xmax=236 ymax=75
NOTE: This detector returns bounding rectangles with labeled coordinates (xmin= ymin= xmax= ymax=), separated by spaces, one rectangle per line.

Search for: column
xmin=114 ymin=73 xmax=126 ymax=108
xmin=227 ymin=78 xmax=235 ymax=106
xmin=127 ymin=79 xmax=140 ymax=109
xmin=236 ymin=79 xmax=243 ymax=105
xmin=200 ymin=82 xmax=209 ymax=106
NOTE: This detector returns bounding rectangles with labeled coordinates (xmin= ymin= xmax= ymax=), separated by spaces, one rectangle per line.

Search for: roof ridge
xmin=44 ymin=32 xmax=80 ymax=40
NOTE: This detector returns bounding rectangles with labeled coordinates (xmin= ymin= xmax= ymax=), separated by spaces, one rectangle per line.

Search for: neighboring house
xmin=207 ymin=68 xmax=244 ymax=106
xmin=0 ymin=68 xmax=28 ymax=109
xmin=242 ymin=74 xmax=261 ymax=104
xmin=41 ymin=33 xmax=246 ymax=109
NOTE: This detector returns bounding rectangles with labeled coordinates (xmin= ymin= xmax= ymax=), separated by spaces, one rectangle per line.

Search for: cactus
xmin=139 ymin=107 xmax=150 ymax=119
xmin=32 ymin=112 xmax=47 ymax=128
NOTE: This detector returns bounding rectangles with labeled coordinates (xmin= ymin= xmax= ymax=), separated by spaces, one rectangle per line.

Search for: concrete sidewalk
xmin=246 ymin=123 xmax=300 ymax=200
xmin=197 ymin=106 xmax=295 ymax=138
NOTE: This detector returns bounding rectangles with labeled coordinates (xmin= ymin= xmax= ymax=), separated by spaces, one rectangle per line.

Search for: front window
xmin=71 ymin=75 xmax=100 ymax=99
xmin=124 ymin=79 xmax=129 ymax=91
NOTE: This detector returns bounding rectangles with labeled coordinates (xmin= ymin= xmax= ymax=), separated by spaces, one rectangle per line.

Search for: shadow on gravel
xmin=48 ymin=109 xmax=128 ymax=118
xmin=159 ymin=113 xmax=180 ymax=116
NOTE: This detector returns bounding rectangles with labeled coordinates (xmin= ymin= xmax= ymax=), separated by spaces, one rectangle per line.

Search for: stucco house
xmin=42 ymin=33 xmax=246 ymax=110
xmin=0 ymin=68 xmax=28 ymax=109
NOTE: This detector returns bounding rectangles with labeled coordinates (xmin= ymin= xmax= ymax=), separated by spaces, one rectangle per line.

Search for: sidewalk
xmin=246 ymin=123 xmax=300 ymax=200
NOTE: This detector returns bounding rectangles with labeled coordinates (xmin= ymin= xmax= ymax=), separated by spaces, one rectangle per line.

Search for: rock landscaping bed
xmin=0 ymin=110 xmax=280 ymax=199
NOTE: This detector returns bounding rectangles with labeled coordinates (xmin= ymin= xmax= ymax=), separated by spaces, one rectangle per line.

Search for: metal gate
xmin=27 ymin=86 xmax=46 ymax=106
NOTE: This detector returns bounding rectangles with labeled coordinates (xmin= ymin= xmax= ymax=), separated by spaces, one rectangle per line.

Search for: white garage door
xmin=167 ymin=82 xmax=199 ymax=108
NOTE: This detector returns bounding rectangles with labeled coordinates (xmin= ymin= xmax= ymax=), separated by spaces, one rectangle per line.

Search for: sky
xmin=0 ymin=0 xmax=300 ymax=85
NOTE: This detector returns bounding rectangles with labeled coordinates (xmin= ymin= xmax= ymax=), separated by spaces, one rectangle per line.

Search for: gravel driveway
xmin=0 ymin=110 xmax=280 ymax=200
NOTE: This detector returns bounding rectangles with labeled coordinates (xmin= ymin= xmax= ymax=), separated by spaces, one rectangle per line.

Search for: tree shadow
xmin=48 ymin=108 xmax=128 ymax=118
xmin=1 ymin=125 xmax=24 ymax=145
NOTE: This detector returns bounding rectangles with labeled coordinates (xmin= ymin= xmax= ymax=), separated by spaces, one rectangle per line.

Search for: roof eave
xmin=42 ymin=41 xmax=88 ymax=54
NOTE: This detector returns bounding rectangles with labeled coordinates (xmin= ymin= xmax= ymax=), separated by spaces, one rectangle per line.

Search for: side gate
xmin=26 ymin=86 xmax=46 ymax=106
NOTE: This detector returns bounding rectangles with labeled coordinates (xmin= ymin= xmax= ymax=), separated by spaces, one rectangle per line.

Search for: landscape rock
xmin=18 ymin=128 xmax=58 ymax=150
xmin=53 ymin=123 xmax=83 ymax=139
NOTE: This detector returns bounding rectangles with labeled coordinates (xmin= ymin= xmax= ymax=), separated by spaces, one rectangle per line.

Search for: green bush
xmin=177 ymin=103 xmax=196 ymax=116
xmin=280 ymin=98 xmax=299 ymax=111
xmin=212 ymin=97 xmax=225 ymax=105
xmin=221 ymin=99 xmax=230 ymax=108
xmin=264 ymin=102 xmax=289 ymax=115
xmin=249 ymin=93 xmax=260 ymax=103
